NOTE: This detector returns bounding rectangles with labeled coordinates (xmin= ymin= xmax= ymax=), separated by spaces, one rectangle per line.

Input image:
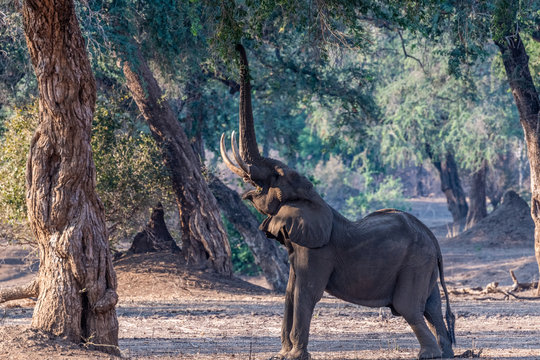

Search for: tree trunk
xmin=128 ymin=203 xmax=181 ymax=254
xmin=119 ymin=42 xmax=232 ymax=275
xmin=208 ymin=175 xmax=289 ymax=292
xmin=20 ymin=0 xmax=119 ymax=352
xmin=466 ymin=160 xmax=488 ymax=229
xmin=432 ymin=152 xmax=469 ymax=223
xmin=494 ymin=16 xmax=540 ymax=295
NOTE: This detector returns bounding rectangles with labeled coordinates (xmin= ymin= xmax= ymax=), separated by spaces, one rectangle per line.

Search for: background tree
xmin=119 ymin=38 xmax=232 ymax=274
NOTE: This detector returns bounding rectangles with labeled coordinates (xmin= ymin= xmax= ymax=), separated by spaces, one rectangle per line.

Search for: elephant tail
xmin=438 ymin=255 xmax=456 ymax=344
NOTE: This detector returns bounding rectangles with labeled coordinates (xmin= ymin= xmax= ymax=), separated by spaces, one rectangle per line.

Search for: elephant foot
xmin=285 ymin=349 xmax=311 ymax=360
xmin=269 ymin=346 xmax=293 ymax=360
xmin=418 ymin=346 xmax=442 ymax=359
xmin=441 ymin=347 xmax=454 ymax=359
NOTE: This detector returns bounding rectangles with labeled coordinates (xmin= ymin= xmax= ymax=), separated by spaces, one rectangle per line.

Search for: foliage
xmin=311 ymin=155 xmax=407 ymax=220
xmin=374 ymin=30 xmax=522 ymax=174
xmin=223 ymin=216 xmax=261 ymax=275
xmin=419 ymin=0 xmax=540 ymax=77
xmin=0 ymin=5 xmax=36 ymax=111
xmin=0 ymin=102 xmax=36 ymax=223
xmin=92 ymin=94 xmax=176 ymax=244
xmin=343 ymin=177 xmax=408 ymax=219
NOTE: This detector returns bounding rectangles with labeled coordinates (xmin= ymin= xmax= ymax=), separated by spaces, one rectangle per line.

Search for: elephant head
xmin=220 ymin=44 xmax=333 ymax=248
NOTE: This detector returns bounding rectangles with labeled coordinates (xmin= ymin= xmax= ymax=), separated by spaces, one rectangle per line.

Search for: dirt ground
xmin=1 ymin=197 xmax=540 ymax=359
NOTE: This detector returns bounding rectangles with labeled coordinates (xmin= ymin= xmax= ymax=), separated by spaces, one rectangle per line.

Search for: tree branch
xmin=0 ymin=278 xmax=39 ymax=304
xmin=201 ymin=66 xmax=240 ymax=94
xmin=274 ymin=47 xmax=320 ymax=81
xmin=397 ymin=30 xmax=427 ymax=74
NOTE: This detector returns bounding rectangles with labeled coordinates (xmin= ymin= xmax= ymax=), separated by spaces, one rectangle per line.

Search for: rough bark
xmin=119 ymin=41 xmax=231 ymax=275
xmin=208 ymin=175 xmax=289 ymax=292
xmin=466 ymin=160 xmax=488 ymax=230
xmin=0 ymin=279 xmax=38 ymax=303
xmin=432 ymin=153 xmax=469 ymax=223
xmin=20 ymin=0 xmax=119 ymax=352
xmin=128 ymin=203 xmax=181 ymax=254
xmin=495 ymin=28 xmax=540 ymax=295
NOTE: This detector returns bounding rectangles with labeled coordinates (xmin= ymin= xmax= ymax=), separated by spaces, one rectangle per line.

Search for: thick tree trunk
xmin=466 ymin=160 xmax=488 ymax=230
xmin=208 ymin=175 xmax=289 ymax=292
xmin=120 ymin=42 xmax=232 ymax=275
xmin=495 ymin=28 xmax=540 ymax=295
xmin=20 ymin=0 xmax=119 ymax=352
xmin=432 ymin=153 xmax=469 ymax=223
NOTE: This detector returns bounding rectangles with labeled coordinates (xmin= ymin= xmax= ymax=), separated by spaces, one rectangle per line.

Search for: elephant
xmin=220 ymin=44 xmax=456 ymax=360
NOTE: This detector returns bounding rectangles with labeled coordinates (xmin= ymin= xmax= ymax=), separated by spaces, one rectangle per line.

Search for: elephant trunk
xmin=236 ymin=44 xmax=261 ymax=164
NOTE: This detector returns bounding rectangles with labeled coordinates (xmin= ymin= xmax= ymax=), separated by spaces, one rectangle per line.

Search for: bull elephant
xmin=220 ymin=44 xmax=455 ymax=360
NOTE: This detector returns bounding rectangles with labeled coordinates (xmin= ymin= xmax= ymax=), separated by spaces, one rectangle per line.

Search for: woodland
xmin=0 ymin=0 xmax=540 ymax=359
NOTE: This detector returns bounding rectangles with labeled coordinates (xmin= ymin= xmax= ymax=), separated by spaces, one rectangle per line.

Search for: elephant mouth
xmin=241 ymin=188 xmax=261 ymax=202
xmin=241 ymin=190 xmax=255 ymax=202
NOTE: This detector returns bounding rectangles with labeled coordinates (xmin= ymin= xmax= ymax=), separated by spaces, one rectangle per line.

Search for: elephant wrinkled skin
xmin=221 ymin=44 xmax=455 ymax=360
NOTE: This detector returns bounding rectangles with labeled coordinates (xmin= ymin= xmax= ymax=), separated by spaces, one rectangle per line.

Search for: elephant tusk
xmin=220 ymin=133 xmax=247 ymax=178
xmin=231 ymin=130 xmax=251 ymax=175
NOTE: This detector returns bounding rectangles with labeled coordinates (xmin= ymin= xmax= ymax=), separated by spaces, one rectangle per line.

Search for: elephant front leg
xmin=271 ymin=264 xmax=296 ymax=360
xmin=286 ymin=249 xmax=332 ymax=360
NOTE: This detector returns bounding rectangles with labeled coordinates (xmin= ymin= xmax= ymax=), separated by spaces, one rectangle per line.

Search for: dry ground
xmin=1 ymin=197 xmax=539 ymax=359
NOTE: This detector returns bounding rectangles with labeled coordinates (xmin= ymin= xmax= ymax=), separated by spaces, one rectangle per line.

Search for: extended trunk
xmin=466 ymin=160 xmax=488 ymax=229
xmin=21 ymin=0 xmax=119 ymax=352
xmin=432 ymin=153 xmax=469 ymax=223
xmin=236 ymin=44 xmax=261 ymax=162
xmin=120 ymin=41 xmax=232 ymax=275
xmin=494 ymin=5 xmax=540 ymax=294
xmin=208 ymin=175 xmax=289 ymax=292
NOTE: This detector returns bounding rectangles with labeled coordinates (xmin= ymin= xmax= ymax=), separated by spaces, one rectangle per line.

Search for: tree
xmin=431 ymin=152 xmax=469 ymax=223
xmin=466 ymin=160 xmax=488 ymax=229
xmin=119 ymin=40 xmax=232 ymax=275
xmin=492 ymin=0 xmax=540 ymax=295
xmin=0 ymin=0 xmax=119 ymax=353
xmin=128 ymin=203 xmax=181 ymax=254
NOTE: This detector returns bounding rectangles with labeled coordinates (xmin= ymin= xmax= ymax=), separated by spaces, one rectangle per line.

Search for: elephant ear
xmin=260 ymin=198 xmax=333 ymax=248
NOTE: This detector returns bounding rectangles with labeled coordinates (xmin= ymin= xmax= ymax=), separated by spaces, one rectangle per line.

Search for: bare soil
xmin=1 ymin=197 xmax=540 ymax=359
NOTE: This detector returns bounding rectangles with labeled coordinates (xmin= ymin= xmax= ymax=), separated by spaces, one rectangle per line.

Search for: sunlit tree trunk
xmin=21 ymin=0 xmax=119 ymax=351
xmin=466 ymin=160 xmax=488 ymax=229
xmin=120 ymin=41 xmax=232 ymax=275
xmin=494 ymin=7 xmax=540 ymax=294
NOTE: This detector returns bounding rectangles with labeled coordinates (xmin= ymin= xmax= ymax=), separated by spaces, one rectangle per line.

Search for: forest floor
xmin=1 ymin=197 xmax=540 ymax=359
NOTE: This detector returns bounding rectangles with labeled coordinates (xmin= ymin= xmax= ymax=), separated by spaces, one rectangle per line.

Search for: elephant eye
xmin=256 ymin=185 xmax=262 ymax=193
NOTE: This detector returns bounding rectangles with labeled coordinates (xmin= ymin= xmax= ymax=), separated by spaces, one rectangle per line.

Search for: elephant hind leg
xmin=424 ymin=285 xmax=454 ymax=358
xmin=393 ymin=270 xmax=441 ymax=359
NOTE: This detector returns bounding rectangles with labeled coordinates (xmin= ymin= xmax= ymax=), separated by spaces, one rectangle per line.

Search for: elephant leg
xmin=271 ymin=264 xmax=296 ymax=360
xmin=424 ymin=285 xmax=453 ymax=358
xmin=286 ymin=248 xmax=332 ymax=360
xmin=393 ymin=269 xmax=441 ymax=359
